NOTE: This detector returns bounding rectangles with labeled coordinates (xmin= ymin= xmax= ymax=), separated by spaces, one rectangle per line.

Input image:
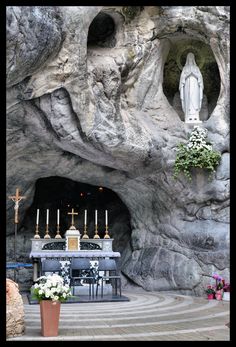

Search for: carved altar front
xmin=30 ymin=238 xmax=120 ymax=282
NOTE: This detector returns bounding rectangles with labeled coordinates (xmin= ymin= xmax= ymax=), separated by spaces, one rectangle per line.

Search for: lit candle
xmin=84 ymin=209 xmax=87 ymax=225
xmin=46 ymin=209 xmax=49 ymax=224
xmin=36 ymin=209 xmax=39 ymax=225
xmin=105 ymin=210 xmax=108 ymax=225
xmin=57 ymin=209 xmax=60 ymax=225
xmin=95 ymin=210 xmax=97 ymax=225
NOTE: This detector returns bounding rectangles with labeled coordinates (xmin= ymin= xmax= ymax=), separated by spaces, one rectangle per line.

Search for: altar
xmin=8 ymin=197 xmax=123 ymax=298
xmin=30 ymin=238 xmax=120 ymax=282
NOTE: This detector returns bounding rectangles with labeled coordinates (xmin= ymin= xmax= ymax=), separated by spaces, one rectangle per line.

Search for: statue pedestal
xmin=185 ymin=119 xmax=202 ymax=124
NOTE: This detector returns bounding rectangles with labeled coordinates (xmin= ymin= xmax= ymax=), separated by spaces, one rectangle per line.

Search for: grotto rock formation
xmin=6 ymin=279 xmax=25 ymax=338
xmin=6 ymin=6 xmax=230 ymax=295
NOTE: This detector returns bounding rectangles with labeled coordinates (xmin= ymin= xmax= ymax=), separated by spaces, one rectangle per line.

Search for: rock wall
xmin=6 ymin=6 xmax=230 ymax=295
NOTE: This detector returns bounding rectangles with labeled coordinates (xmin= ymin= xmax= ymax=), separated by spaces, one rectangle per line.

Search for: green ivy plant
xmin=173 ymin=126 xmax=221 ymax=181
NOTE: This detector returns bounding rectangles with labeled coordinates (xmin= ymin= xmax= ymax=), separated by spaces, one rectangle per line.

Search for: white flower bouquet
xmin=31 ymin=274 xmax=72 ymax=302
xmin=174 ymin=126 xmax=221 ymax=180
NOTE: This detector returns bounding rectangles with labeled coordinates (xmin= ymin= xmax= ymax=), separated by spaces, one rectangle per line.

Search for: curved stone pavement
xmin=7 ymin=290 xmax=230 ymax=341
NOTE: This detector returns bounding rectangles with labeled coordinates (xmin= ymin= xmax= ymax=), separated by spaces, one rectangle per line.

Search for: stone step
xmin=7 ymin=290 xmax=230 ymax=341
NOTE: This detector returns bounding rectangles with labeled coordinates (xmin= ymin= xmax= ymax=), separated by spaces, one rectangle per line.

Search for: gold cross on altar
xmin=67 ymin=208 xmax=78 ymax=227
xmin=8 ymin=188 xmax=26 ymax=223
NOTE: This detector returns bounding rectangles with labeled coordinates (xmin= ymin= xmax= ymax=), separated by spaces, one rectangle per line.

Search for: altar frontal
xmin=30 ymin=207 xmax=121 ymax=298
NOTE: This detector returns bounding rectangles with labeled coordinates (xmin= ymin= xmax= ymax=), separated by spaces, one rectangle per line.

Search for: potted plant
xmin=205 ymin=285 xmax=215 ymax=300
xmin=31 ymin=274 xmax=72 ymax=337
xmin=212 ymin=273 xmax=224 ymax=300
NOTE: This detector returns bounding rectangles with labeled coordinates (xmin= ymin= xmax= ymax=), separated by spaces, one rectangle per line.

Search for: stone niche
xmin=163 ymin=38 xmax=220 ymax=122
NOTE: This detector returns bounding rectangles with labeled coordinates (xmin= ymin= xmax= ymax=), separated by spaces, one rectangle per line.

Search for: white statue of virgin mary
xmin=179 ymin=53 xmax=204 ymax=123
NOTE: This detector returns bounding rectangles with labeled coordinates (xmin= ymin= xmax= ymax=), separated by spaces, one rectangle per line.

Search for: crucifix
xmin=68 ymin=208 xmax=78 ymax=229
xmin=8 ymin=188 xmax=26 ymax=280
xmin=8 ymin=188 xmax=26 ymax=224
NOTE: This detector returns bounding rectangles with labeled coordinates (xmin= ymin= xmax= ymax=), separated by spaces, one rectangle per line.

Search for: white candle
xmin=57 ymin=209 xmax=60 ymax=225
xmin=36 ymin=209 xmax=39 ymax=225
xmin=46 ymin=209 xmax=49 ymax=224
xmin=84 ymin=209 xmax=87 ymax=225
xmin=95 ymin=210 xmax=97 ymax=225
xmin=105 ymin=210 xmax=108 ymax=225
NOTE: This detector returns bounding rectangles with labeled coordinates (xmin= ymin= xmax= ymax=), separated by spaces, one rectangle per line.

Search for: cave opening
xmin=87 ymin=12 xmax=116 ymax=48
xmin=21 ymin=176 xmax=132 ymax=256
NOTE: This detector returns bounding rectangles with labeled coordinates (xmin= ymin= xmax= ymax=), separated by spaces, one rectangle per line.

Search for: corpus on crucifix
xmin=68 ymin=208 xmax=78 ymax=229
xmin=8 ymin=188 xmax=26 ymax=278
xmin=8 ymin=188 xmax=26 ymax=224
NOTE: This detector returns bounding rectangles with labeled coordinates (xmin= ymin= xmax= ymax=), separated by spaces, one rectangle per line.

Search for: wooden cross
xmin=67 ymin=208 xmax=78 ymax=227
xmin=8 ymin=188 xmax=26 ymax=224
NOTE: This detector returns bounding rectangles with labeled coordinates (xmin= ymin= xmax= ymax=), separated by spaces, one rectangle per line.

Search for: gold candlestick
xmin=104 ymin=224 xmax=110 ymax=238
xmin=44 ymin=224 xmax=51 ymax=239
xmin=82 ymin=224 xmax=89 ymax=239
xmin=55 ymin=224 xmax=62 ymax=238
xmin=34 ymin=224 xmax=40 ymax=239
xmin=93 ymin=224 xmax=100 ymax=239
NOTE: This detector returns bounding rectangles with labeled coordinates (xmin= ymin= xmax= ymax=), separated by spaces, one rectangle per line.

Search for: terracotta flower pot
xmin=215 ymin=290 xmax=223 ymax=301
xmin=40 ymin=300 xmax=61 ymax=337
xmin=207 ymin=293 xmax=214 ymax=300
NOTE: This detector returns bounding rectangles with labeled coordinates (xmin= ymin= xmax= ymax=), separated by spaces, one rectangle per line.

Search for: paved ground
xmin=7 ymin=289 xmax=230 ymax=341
